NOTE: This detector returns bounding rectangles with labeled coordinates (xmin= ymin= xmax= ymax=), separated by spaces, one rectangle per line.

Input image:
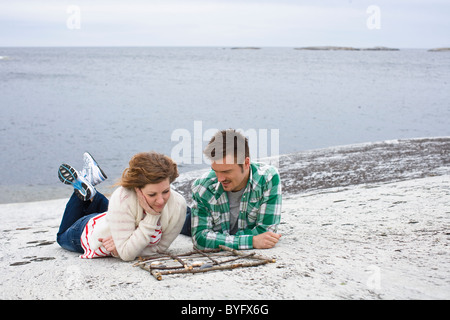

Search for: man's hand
xmin=253 ymin=231 xmax=281 ymax=249
xmin=99 ymin=236 xmax=119 ymax=257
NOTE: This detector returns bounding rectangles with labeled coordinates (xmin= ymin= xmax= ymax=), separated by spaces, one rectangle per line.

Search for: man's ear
xmin=244 ymin=157 xmax=251 ymax=170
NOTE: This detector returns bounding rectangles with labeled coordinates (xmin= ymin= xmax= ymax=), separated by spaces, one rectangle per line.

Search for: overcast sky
xmin=0 ymin=0 xmax=448 ymax=48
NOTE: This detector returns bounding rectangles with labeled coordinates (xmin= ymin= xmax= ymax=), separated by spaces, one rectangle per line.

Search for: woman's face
xmin=140 ymin=178 xmax=171 ymax=213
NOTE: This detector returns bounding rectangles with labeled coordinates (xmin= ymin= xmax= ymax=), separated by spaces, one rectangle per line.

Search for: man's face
xmin=211 ymin=154 xmax=250 ymax=192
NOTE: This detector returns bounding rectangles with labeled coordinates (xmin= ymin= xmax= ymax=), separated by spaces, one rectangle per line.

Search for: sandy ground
xmin=1 ymin=174 xmax=449 ymax=300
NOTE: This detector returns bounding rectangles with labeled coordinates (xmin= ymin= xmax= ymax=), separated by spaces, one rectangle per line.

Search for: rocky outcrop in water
xmin=428 ymin=47 xmax=450 ymax=52
xmin=294 ymin=46 xmax=399 ymax=51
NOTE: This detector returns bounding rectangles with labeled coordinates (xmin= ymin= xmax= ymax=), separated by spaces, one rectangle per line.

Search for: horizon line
xmin=1 ymin=45 xmax=447 ymax=50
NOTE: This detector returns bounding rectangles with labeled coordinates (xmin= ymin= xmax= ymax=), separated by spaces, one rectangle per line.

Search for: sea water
xmin=1 ymin=47 xmax=449 ymax=203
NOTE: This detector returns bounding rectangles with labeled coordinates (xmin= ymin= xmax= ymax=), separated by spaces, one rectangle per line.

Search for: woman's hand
xmin=135 ymin=187 xmax=160 ymax=216
xmin=98 ymin=236 xmax=119 ymax=257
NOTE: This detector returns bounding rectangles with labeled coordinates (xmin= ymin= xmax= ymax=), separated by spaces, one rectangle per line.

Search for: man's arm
xmin=235 ymin=168 xmax=282 ymax=234
xmin=191 ymin=168 xmax=282 ymax=250
xmin=191 ymin=192 xmax=254 ymax=250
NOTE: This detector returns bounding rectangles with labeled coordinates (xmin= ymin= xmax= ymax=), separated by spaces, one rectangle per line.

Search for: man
xmin=185 ymin=129 xmax=282 ymax=250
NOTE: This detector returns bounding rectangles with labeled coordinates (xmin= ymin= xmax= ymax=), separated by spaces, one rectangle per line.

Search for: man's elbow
xmin=191 ymin=230 xmax=203 ymax=249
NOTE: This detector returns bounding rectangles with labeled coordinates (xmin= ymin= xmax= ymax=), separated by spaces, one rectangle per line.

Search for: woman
xmin=56 ymin=151 xmax=187 ymax=261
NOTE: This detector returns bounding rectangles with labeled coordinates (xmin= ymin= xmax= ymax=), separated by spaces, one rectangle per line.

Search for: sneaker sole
xmin=58 ymin=164 xmax=91 ymax=201
xmin=58 ymin=164 xmax=78 ymax=185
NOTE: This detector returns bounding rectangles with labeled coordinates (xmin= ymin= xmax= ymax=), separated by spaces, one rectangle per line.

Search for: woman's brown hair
xmin=118 ymin=152 xmax=179 ymax=189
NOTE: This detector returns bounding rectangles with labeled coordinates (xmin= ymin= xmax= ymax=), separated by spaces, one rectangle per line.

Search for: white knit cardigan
xmin=100 ymin=186 xmax=186 ymax=261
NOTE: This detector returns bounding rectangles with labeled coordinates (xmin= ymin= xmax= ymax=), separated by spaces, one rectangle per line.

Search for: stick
xmin=151 ymin=271 xmax=163 ymax=281
xmin=218 ymin=245 xmax=276 ymax=263
xmin=136 ymin=248 xmax=221 ymax=263
xmin=137 ymin=263 xmax=161 ymax=281
xmin=194 ymin=249 xmax=220 ymax=265
xmin=151 ymin=259 xmax=271 ymax=281
xmin=148 ymin=252 xmax=256 ymax=270
xmin=149 ymin=265 xmax=187 ymax=270
xmin=168 ymin=253 xmax=191 ymax=270
xmin=218 ymin=252 xmax=256 ymax=264
xmin=134 ymin=248 xmax=222 ymax=266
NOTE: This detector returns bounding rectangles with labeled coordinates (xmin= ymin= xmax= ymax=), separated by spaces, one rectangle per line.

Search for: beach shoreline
xmin=172 ymin=136 xmax=450 ymax=202
xmin=1 ymin=136 xmax=449 ymax=205
xmin=1 ymin=137 xmax=449 ymax=300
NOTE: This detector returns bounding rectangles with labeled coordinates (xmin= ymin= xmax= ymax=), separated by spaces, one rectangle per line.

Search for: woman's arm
xmin=107 ymin=188 xmax=161 ymax=261
xmin=98 ymin=236 xmax=119 ymax=257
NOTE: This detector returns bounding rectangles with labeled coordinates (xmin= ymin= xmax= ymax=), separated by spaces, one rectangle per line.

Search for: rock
xmin=294 ymin=46 xmax=360 ymax=51
xmin=428 ymin=47 xmax=450 ymax=52
xmin=172 ymin=137 xmax=450 ymax=200
xmin=230 ymin=47 xmax=261 ymax=50
xmin=362 ymin=46 xmax=400 ymax=51
xmin=294 ymin=46 xmax=400 ymax=51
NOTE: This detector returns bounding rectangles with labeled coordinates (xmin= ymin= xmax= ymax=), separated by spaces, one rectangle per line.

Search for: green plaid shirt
xmin=191 ymin=162 xmax=282 ymax=250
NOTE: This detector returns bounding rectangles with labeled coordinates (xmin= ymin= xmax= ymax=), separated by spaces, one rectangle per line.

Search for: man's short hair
xmin=203 ymin=129 xmax=250 ymax=164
